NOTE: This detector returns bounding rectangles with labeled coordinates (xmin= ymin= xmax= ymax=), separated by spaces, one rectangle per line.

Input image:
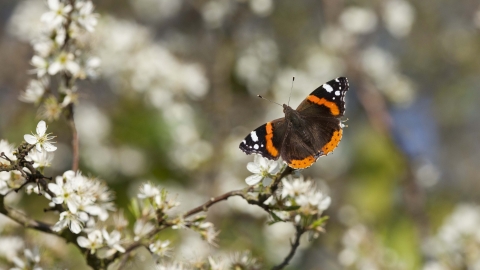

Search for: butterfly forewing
xmin=296 ymin=77 xmax=349 ymax=117
xmin=239 ymin=118 xmax=286 ymax=160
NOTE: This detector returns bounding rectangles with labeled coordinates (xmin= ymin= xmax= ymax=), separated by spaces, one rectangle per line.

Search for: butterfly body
xmin=239 ymin=77 xmax=349 ymax=169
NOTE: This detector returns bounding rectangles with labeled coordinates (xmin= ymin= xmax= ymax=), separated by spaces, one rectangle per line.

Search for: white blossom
xmin=48 ymin=175 xmax=80 ymax=212
xmin=31 ymin=56 xmax=49 ymax=78
xmin=53 ymin=210 xmax=88 ymax=234
xmin=0 ymin=139 xmax=17 ymax=165
xmin=149 ymin=240 xmax=171 ymax=257
xmin=41 ymin=0 xmax=73 ymax=29
xmin=11 ymin=248 xmax=42 ymax=270
xmin=26 ymin=149 xmax=53 ymax=168
xmin=76 ymin=1 xmax=98 ymax=32
xmin=100 ymin=229 xmax=125 ymax=257
xmin=19 ymin=80 xmax=46 ymax=104
xmin=24 ymin=120 xmax=57 ymax=152
xmin=245 ymin=155 xmax=281 ymax=186
xmin=48 ymin=52 xmax=80 ymax=76
xmin=77 ymin=230 xmax=103 ymax=254
xmin=138 ymin=183 xmax=161 ymax=199
xmin=134 ymin=220 xmax=155 ymax=241
xmin=281 ymin=176 xmax=312 ymax=199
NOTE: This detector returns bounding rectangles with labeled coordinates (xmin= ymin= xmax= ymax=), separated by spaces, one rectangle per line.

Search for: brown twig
xmin=184 ymin=188 xmax=249 ymax=218
xmin=0 ymin=195 xmax=55 ymax=234
xmin=271 ymin=225 xmax=305 ymax=270
xmin=66 ymin=104 xmax=79 ymax=171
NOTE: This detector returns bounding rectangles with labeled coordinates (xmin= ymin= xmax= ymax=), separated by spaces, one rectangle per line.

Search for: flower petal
xmin=43 ymin=142 xmax=57 ymax=152
xmin=36 ymin=121 xmax=47 ymax=136
xmin=24 ymin=134 xmax=38 ymax=144
xmin=36 ymin=144 xmax=43 ymax=153
xmin=246 ymin=162 xmax=261 ymax=174
xmin=245 ymin=174 xmax=263 ymax=186
xmin=70 ymin=219 xmax=83 ymax=234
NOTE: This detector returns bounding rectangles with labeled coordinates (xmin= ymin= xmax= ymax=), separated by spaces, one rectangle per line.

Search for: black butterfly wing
xmin=296 ymin=77 xmax=349 ymax=117
xmin=239 ymin=118 xmax=287 ymax=160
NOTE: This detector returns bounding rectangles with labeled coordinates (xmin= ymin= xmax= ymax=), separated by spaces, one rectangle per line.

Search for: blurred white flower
xmin=296 ymin=190 xmax=331 ymax=214
xmin=138 ymin=183 xmax=161 ymax=199
xmin=0 ymin=139 xmax=17 ymax=165
xmin=27 ymin=149 xmax=53 ymax=168
xmin=48 ymin=52 xmax=80 ymax=76
xmin=41 ymin=0 xmax=72 ymax=29
xmin=24 ymin=120 xmax=57 ymax=153
xmin=149 ymin=240 xmax=171 ymax=257
xmin=249 ymin=0 xmax=273 ymax=17
xmin=202 ymin=0 xmax=230 ymax=28
xmin=60 ymin=88 xmax=79 ymax=107
xmin=281 ymin=176 xmax=312 ymax=199
xmin=77 ymin=230 xmax=103 ymax=254
xmin=383 ymin=0 xmax=415 ymax=38
xmin=11 ymin=248 xmax=42 ymax=270
xmin=33 ymin=40 xmax=54 ymax=58
xmin=475 ymin=9 xmax=480 ymax=29
xmin=100 ymin=229 xmax=125 ymax=257
xmin=245 ymin=155 xmax=281 ymax=186
xmin=0 ymin=171 xmax=25 ymax=195
xmin=0 ymin=236 xmax=24 ymax=259
xmin=340 ymin=7 xmax=378 ymax=34
xmin=197 ymin=221 xmax=220 ymax=246
xmin=134 ymin=220 xmax=155 ymax=241
xmin=76 ymin=1 xmax=98 ymax=32
xmin=130 ymin=0 xmax=182 ymax=23
xmin=31 ymin=56 xmax=49 ymax=78
xmin=19 ymin=80 xmax=46 ymax=104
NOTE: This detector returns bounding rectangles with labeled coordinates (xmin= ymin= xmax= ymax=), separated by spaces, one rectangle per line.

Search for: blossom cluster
xmin=245 ymin=155 xmax=331 ymax=237
xmin=423 ymin=204 xmax=480 ymax=270
xmin=0 ymin=121 xmax=57 ymax=194
xmin=19 ymin=0 xmax=100 ymax=120
xmin=49 ymin=170 xmax=116 ymax=234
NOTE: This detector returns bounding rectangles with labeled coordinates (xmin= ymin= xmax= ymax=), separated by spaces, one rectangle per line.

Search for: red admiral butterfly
xmin=239 ymin=77 xmax=349 ymax=169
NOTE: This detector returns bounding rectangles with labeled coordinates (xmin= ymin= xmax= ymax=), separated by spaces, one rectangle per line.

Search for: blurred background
xmin=1 ymin=0 xmax=480 ymax=269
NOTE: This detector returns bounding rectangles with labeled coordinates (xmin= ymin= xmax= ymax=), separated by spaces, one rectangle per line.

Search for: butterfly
xmin=239 ymin=77 xmax=349 ymax=169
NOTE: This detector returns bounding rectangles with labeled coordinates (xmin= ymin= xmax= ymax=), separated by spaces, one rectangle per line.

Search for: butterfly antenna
xmin=257 ymin=95 xmax=282 ymax=107
xmin=288 ymin=77 xmax=294 ymax=106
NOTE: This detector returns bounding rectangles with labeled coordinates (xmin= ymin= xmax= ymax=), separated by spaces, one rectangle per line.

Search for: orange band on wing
xmin=322 ymin=129 xmax=342 ymax=155
xmin=307 ymin=95 xmax=340 ymax=116
xmin=265 ymin=122 xmax=279 ymax=157
xmin=289 ymin=155 xmax=315 ymax=169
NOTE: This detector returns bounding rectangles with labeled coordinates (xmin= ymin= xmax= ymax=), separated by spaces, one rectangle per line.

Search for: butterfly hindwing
xmin=239 ymin=118 xmax=287 ymax=160
xmin=296 ymin=77 xmax=349 ymax=117
xmin=280 ymin=127 xmax=318 ymax=169
xmin=302 ymin=116 xmax=343 ymax=157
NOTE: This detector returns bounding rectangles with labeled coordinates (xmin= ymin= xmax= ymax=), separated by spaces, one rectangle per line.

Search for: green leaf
xmin=310 ymin=216 xmax=329 ymax=228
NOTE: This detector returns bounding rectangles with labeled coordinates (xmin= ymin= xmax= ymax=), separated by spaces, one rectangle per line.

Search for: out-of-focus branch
xmin=0 ymin=195 xmax=55 ymax=234
xmin=271 ymin=225 xmax=305 ymax=270
xmin=66 ymin=104 xmax=79 ymax=171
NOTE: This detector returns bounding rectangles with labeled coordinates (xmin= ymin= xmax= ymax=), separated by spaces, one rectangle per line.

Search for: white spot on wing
xmin=335 ymin=91 xmax=340 ymax=96
xmin=242 ymin=140 xmax=246 ymax=144
xmin=254 ymin=144 xmax=259 ymax=149
xmin=335 ymin=78 xmax=339 ymax=82
xmin=322 ymin=83 xmax=333 ymax=93
xmin=250 ymin=131 xmax=258 ymax=142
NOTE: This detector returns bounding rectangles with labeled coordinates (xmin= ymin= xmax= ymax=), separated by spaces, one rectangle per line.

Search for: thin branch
xmin=271 ymin=226 xmax=305 ymax=270
xmin=0 ymin=195 xmax=55 ymax=234
xmin=66 ymin=104 xmax=79 ymax=171
xmin=184 ymin=188 xmax=248 ymax=218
